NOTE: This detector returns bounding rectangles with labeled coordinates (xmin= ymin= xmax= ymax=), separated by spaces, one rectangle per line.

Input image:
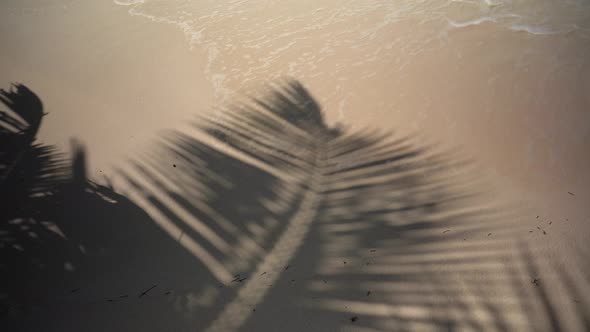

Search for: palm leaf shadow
xmin=0 ymin=84 xmax=74 ymax=319
xmin=3 ymin=81 xmax=588 ymax=331
xmin=0 ymin=85 xmax=217 ymax=332
xmin=120 ymin=79 xmax=590 ymax=331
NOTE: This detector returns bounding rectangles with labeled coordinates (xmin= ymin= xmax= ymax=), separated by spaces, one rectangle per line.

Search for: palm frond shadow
xmin=118 ymin=79 xmax=590 ymax=332
xmin=2 ymin=81 xmax=589 ymax=331
xmin=0 ymin=85 xmax=214 ymax=332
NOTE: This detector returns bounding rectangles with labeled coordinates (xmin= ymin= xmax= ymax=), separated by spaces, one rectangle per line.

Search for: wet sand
xmin=1 ymin=1 xmax=214 ymax=176
xmin=2 ymin=2 xmax=588 ymax=194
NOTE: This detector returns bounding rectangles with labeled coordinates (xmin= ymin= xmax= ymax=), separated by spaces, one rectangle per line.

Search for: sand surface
xmin=1 ymin=1 xmax=589 ymax=331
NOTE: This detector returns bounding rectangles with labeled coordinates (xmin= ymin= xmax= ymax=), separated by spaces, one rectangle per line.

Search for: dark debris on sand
xmin=139 ymin=285 xmax=158 ymax=298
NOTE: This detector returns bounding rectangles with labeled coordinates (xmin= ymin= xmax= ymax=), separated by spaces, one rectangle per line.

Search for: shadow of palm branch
xmin=118 ymin=79 xmax=590 ymax=332
xmin=0 ymin=85 xmax=215 ymax=332
xmin=1 ymin=81 xmax=588 ymax=332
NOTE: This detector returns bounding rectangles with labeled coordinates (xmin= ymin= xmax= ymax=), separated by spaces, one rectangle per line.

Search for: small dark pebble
xmin=252 ymin=308 xmax=256 ymax=312
xmin=350 ymin=316 xmax=358 ymax=323
xmin=549 ymin=221 xmax=552 ymax=225
xmin=568 ymin=192 xmax=575 ymax=196
xmin=165 ymin=291 xmax=171 ymax=295
xmin=536 ymin=216 xmax=539 ymax=219
xmin=70 ymin=288 xmax=80 ymax=293
xmin=488 ymin=233 xmax=492 ymax=236
xmin=343 ymin=261 xmax=347 ymax=264
xmin=322 ymin=280 xmax=327 ymax=284
xmin=173 ymin=164 xmax=177 ymax=168
xmin=260 ymin=272 xmax=267 ymax=276
xmin=443 ymin=230 xmax=451 ymax=234
xmin=284 ymin=265 xmax=290 ymax=271
xmin=366 ymin=291 xmax=371 ymax=296
xmin=543 ymin=230 xmax=546 ymax=235
xmin=532 ymin=278 xmax=540 ymax=286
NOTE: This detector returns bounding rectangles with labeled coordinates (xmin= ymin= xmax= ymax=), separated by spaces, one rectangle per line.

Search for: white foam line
xmin=509 ymin=24 xmax=578 ymax=36
xmin=113 ymin=0 xmax=144 ymax=6
xmin=448 ymin=16 xmax=498 ymax=28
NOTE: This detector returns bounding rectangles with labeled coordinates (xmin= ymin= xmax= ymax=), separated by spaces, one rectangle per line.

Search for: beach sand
xmin=1 ymin=0 xmax=589 ymax=331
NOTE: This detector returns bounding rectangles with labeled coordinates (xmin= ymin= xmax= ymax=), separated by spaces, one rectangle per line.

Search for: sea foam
xmin=113 ymin=0 xmax=144 ymax=6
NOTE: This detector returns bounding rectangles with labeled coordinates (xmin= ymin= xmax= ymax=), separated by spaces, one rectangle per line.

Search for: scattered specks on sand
xmin=535 ymin=226 xmax=547 ymax=234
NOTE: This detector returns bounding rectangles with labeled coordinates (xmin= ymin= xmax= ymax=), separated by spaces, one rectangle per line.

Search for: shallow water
xmin=108 ymin=0 xmax=590 ymax=192
xmin=115 ymin=0 xmax=590 ymax=99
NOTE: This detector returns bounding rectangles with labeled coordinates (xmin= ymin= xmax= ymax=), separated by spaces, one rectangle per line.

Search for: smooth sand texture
xmin=1 ymin=1 xmax=589 ymax=331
